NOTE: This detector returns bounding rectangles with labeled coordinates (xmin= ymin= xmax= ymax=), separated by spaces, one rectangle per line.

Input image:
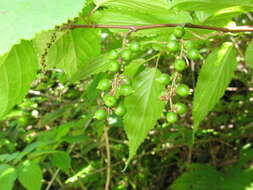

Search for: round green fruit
xmin=121 ymin=49 xmax=132 ymax=61
xmin=109 ymin=61 xmax=120 ymax=73
xmin=176 ymin=84 xmax=191 ymax=97
xmin=114 ymin=105 xmax=127 ymax=116
xmin=168 ymin=34 xmax=177 ymax=41
xmin=174 ymin=102 xmax=187 ymax=115
xmin=156 ymin=74 xmax=170 ymax=85
xmin=109 ymin=50 xmax=119 ymax=60
xmin=120 ymin=75 xmax=131 ymax=85
xmin=130 ymin=42 xmax=140 ymax=52
xmin=187 ymin=49 xmax=200 ymax=60
xmin=167 ymin=40 xmax=180 ymax=52
xmin=120 ymin=85 xmax=134 ymax=96
xmin=174 ymin=59 xmax=186 ymax=72
xmin=166 ymin=112 xmax=178 ymax=123
xmin=184 ymin=40 xmax=195 ymax=50
xmin=174 ymin=26 xmax=185 ymax=38
xmin=97 ymin=79 xmax=111 ymax=91
xmin=94 ymin=109 xmax=107 ymax=120
xmin=103 ymin=95 xmax=117 ymax=108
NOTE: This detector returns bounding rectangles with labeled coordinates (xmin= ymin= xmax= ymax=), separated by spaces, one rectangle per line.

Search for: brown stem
xmin=65 ymin=23 xmax=253 ymax=33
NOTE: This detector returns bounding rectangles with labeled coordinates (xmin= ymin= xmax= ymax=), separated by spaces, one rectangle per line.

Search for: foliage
xmin=0 ymin=0 xmax=253 ymax=189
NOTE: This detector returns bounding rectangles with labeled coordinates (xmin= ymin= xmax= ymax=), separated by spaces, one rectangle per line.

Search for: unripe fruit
xmin=109 ymin=50 xmax=119 ymax=60
xmin=166 ymin=112 xmax=178 ymax=123
xmin=103 ymin=95 xmax=117 ymax=107
xmin=167 ymin=40 xmax=180 ymax=52
xmin=97 ymin=79 xmax=111 ymax=91
xmin=109 ymin=61 xmax=120 ymax=73
xmin=174 ymin=26 xmax=185 ymax=38
xmin=94 ymin=109 xmax=107 ymax=120
xmin=156 ymin=74 xmax=170 ymax=85
xmin=120 ymin=75 xmax=131 ymax=85
xmin=120 ymin=85 xmax=134 ymax=96
xmin=168 ymin=34 xmax=177 ymax=41
xmin=174 ymin=102 xmax=187 ymax=115
xmin=188 ymin=49 xmax=200 ymax=60
xmin=114 ymin=105 xmax=127 ymax=116
xmin=184 ymin=40 xmax=195 ymax=50
xmin=130 ymin=42 xmax=140 ymax=52
xmin=176 ymin=84 xmax=191 ymax=97
xmin=174 ymin=59 xmax=186 ymax=72
xmin=121 ymin=50 xmax=132 ymax=61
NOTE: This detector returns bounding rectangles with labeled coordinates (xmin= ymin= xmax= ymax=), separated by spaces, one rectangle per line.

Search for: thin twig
xmin=104 ymin=126 xmax=111 ymax=190
xmin=45 ymin=169 xmax=60 ymax=190
xmin=65 ymin=23 xmax=253 ymax=33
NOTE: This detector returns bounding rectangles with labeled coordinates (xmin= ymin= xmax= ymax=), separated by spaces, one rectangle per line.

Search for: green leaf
xmin=101 ymin=0 xmax=170 ymax=12
xmin=50 ymin=151 xmax=71 ymax=174
xmin=123 ymin=68 xmax=166 ymax=163
xmin=169 ymin=0 xmax=253 ymax=12
xmin=171 ymin=164 xmax=223 ymax=190
xmin=0 ymin=164 xmax=17 ymax=190
xmin=123 ymin=58 xmax=145 ymax=77
xmin=47 ymin=28 xmax=101 ymax=77
xmin=17 ymin=160 xmax=43 ymax=190
xmin=0 ymin=0 xmax=86 ymax=55
xmin=193 ymin=42 xmax=237 ymax=129
xmin=245 ymin=40 xmax=253 ymax=69
xmin=71 ymin=53 xmax=112 ymax=81
xmin=92 ymin=3 xmax=192 ymax=37
xmin=0 ymin=40 xmax=38 ymax=119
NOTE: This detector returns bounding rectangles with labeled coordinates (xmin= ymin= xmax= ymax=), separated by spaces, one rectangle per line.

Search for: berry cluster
xmin=157 ymin=26 xmax=201 ymax=124
xmin=93 ymin=42 xmax=141 ymax=122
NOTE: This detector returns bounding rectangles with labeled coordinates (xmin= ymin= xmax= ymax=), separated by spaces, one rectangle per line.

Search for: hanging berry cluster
xmin=93 ymin=26 xmax=202 ymax=126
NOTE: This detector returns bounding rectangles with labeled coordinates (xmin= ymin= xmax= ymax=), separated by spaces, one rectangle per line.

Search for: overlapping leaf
xmin=0 ymin=0 xmax=86 ymax=55
xmin=47 ymin=28 xmax=101 ymax=77
xmin=0 ymin=40 xmax=38 ymax=119
xmin=193 ymin=43 xmax=237 ymax=129
xmin=0 ymin=164 xmax=17 ymax=190
xmin=124 ymin=68 xmax=166 ymax=163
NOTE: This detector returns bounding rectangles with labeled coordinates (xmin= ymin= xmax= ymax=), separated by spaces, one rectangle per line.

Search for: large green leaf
xmin=245 ymin=40 xmax=253 ymax=69
xmin=169 ymin=0 xmax=253 ymax=12
xmin=0 ymin=164 xmax=17 ymax=190
xmin=47 ymin=28 xmax=101 ymax=77
xmin=92 ymin=2 xmax=192 ymax=37
xmin=123 ymin=68 xmax=166 ymax=163
xmin=50 ymin=151 xmax=71 ymax=174
xmin=71 ymin=53 xmax=112 ymax=81
xmin=17 ymin=160 xmax=43 ymax=190
xmin=0 ymin=0 xmax=86 ymax=55
xmin=100 ymin=0 xmax=170 ymax=12
xmin=171 ymin=164 xmax=223 ymax=190
xmin=0 ymin=40 xmax=38 ymax=119
xmin=193 ymin=43 xmax=237 ymax=129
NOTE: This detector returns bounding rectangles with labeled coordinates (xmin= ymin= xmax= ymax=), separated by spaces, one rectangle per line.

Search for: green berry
xmin=174 ymin=26 xmax=185 ymax=38
xmin=176 ymin=84 xmax=191 ymax=97
xmin=184 ymin=41 xmax=195 ymax=50
xmin=97 ymin=79 xmax=111 ymax=91
xmin=120 ymin=85 xmax=134 ymax=96
xmin=121 ymin=49 xmax=132 ymax=61
xmin=168 ymin=34 xmax=177 ymax=41
xmin=174 ymin=59 xmax=186 ymax=72
xmin=120 ymin=75 xmax=131 ymax=85
xmin=103 ymin=95 xmax=117 ymax=108
xmin=109 ymin=50 xmax=119 ymax=60
xmin=94 ymin=109 xmax=107 ymax=120
xmin=156 ymin=74 xmax=170 ymax=85
xmin=130 ymin=42 xmax=140 ymax=52
xmin=114 ymin=105 xmax=127 ymax=116
xmin=174 ymin=103 xmax=187 ymax=115
xmin=167 ymin=40 xmax=180 ymax=52
xmin=188 ymin=49 xmax=200 ymax=60
xmin=166 ymin=112 xmax=178 ymax=123
xmin=109 ymin=61 xmax=120 ymax=73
